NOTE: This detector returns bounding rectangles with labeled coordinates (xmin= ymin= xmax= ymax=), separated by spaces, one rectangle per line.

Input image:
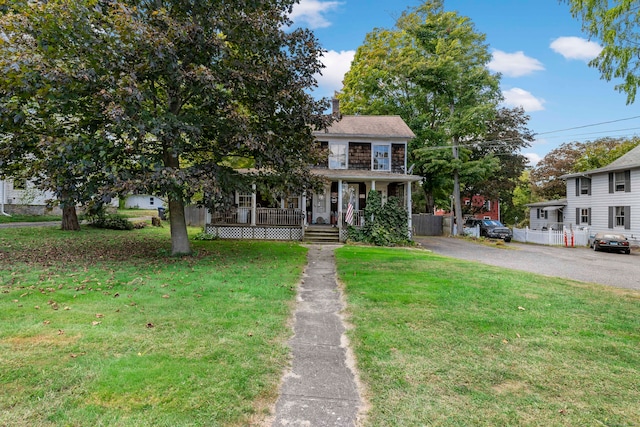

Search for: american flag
xmin=345 ymin=193 xmax=354 ymax=225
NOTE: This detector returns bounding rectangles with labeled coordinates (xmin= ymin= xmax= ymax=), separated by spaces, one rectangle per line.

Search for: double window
xmin=609 ymin=206 xmax=631 ymax=229
xmin=536 ymin=208 xmax=548 ymax=220
xmin=372 ymin=144 xmax=390 ymax=171
xmin=329 ymin=142 xmax=347 ymax=169
xmin=609 ymin=170 xmax=631 ymax=193
xmin=575 ymin=208 xmax=591 ymax=225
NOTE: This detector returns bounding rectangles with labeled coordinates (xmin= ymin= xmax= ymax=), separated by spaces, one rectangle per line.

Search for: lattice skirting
xmin=204 ymin=225 xmax=303 ymax=241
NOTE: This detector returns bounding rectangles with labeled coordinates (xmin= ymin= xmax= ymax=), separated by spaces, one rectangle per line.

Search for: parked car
xmin=464 ymin=218 xmax=512 ymax=242
xmin=590 ymin=233 xmax=631 ymax=254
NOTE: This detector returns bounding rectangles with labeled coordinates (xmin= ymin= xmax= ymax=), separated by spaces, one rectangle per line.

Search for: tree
xmin=530 ymin=142 xmax=585 ymax=200
xmin=0 ymin=0 xmax=330 ymax=254
xmin=340 ymin=1 xmax=514 ymax=233
xmin=565 ymin=0 xmax=640 ymax=103
xmin=573 ymin=136 xmax=640 ymax=171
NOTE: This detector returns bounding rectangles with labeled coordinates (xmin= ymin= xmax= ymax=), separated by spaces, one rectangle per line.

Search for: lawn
xmin=0 ymin=226 xmax=306 ymax=426
xmin=0 ymin=213 xmax=61 ymax=223
xmin=336 ymin=246 xmax=640 ymax=426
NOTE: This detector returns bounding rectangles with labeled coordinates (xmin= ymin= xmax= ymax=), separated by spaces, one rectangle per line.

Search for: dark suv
xmin=465 ymin=218 xmax=512 ymax=242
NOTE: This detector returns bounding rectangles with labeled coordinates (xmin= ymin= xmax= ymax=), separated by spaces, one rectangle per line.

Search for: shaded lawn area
xmin=336 ymin=246 xmax=640 ymax=426
xmin=0 ymin=213 xmax=61 ymax=223
xmin=0 ymin=226 xmax=306 ymax=426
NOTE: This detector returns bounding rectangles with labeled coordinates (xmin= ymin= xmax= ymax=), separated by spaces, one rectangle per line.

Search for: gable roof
xmin=562 ymin=144 xmax=640 ymax=178
xmin=526 ymin=198 xmax=567 ymax=208
xmin=314 ymin=115 xmax=415 ymax=140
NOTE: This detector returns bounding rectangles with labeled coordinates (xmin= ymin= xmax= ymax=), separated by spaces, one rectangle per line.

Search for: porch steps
xmin=303 ymin=226 xmax=340 ymax=244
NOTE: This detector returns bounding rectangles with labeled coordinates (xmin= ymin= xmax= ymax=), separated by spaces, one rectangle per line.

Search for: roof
xmin=310 ymin=168 xmax=422 ymax=182
xmin=561 ymin=144 xmax=640 ymax=178
xmin=525 ymin=198 xmax=567 ymax=208
xmin=313 ymin=115 xmax=415 ymax=140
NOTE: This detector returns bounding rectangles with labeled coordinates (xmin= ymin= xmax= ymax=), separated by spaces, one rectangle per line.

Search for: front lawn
xmin=336 ymin=246 xmax=640 ymax=426
xmin=0 ymin=226 xmax=305 ymax=426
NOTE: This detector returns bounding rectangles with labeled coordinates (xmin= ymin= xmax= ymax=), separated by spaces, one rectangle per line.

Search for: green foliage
xmin=192 ymin=231 xmax=219 ymax=241
xmin=89 ymin=213 xmax=134 ymax=231
xmin=348 ymin=191 xmax=410 ymax=246
xmin=565 ymin=0 xmax=640 ymax=104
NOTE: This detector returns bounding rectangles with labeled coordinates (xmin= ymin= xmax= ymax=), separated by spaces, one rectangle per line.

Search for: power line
xmin=534 ymin=115 xmax=640 ymax=136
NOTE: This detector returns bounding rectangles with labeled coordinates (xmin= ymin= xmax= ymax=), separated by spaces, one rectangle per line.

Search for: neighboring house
xmin=561 ymin=144 xmax=640 ymax=240
xmin=526 ymin=198 xmax=567 ymax=230
xmin=0 ymin=178 xmax=59 ymax=215
xmin=124 ymin=194 xmax=165 ymax=210
xmin=205 ymin=112 xmax=422 ymax=241
xmin=463 ymin=195 xmax=500 ymax=221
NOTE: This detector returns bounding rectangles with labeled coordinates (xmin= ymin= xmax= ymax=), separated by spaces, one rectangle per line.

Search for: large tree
xmin=340 ymin=1 xmax=528 ymax=233
xmin=0 ymin=0 xmax=330 ymax=254
xmin=565 ymin=0 xmax=640 ymax=104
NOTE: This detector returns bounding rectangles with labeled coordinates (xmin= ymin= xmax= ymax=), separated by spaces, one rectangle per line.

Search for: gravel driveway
xmin=414 ymin=236 xmax=640 ymax=291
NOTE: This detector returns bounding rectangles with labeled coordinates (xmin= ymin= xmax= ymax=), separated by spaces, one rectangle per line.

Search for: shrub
xmin=192 ymin=231 xmax=218 ymax=241
xmin=348 ymin=190 xmax=410 ymax=246
xmin=89 ymin=214 xmax=134 ymax=230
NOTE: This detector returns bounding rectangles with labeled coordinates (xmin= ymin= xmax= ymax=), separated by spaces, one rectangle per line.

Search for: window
xmin=372 ymin=144 xmax=390 ymax=171
xmin=329 ymin=142 xmax=347 ymax=169
xmin=484 ymin=200 xmax=491 ymax=211
xmin=576 ymin=208 xmax=590 ymax=225
xmin=576 ymin=177 xmax=591 ymax=196
xmin=609 ymin=170 xmax=631 ymax=193
xmin=286 ymin=196 xmax=299 ymax=209
xmin=149 ymin=197 xmax=154 ymax=206
xmin=537 ymin=208 xmax=548 ymax=220
xmin=609 ymin=206 xmax=631 ymax=229
xmin=238 ymin=194 xmax=252 ymax=208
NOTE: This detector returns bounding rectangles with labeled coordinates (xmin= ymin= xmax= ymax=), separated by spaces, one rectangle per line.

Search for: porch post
xmin=406 ymin=181 xmax=412 ymax=239
xmin=338 ymin=180 xmax=343 ymax=228
xmin=301 ymin=191 xmax=307 ymax=226
xmin=251 ymin=184 xmax=256 ymax=226
xmin=371 ymin=180 xmax=376 ymax=191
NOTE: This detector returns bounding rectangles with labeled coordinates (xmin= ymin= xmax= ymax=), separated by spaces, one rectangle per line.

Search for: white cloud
xmin=550 ymin=36 xmax=602 ymax=61
xmin=290 ymin=0 xmax=342 ymax=29
xmin=316 ymin=49 xmax=355 ymax=95
xmin=488 ymin=50 xmax=544 ymax=77
xmin=524 ymin=152 xmax=542 ymax=166
xmin=502 ymin=88 xmax=545 ymax=112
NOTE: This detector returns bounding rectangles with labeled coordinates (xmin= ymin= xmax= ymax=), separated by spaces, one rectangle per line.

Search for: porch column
xmin=338 ymin=180 xmax=343 ymax=228
xmin=406 ymin=181 xmax=412 ymax=239
xmin=371 ymin=180 xmax=376 ymax=191
xmin=301 ymin=192 xmax=307 ymax=226
xmin=251 ymin=184 xmax=256 ymax=226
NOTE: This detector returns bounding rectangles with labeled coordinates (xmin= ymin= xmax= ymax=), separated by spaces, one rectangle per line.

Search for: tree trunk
xmin=452 ymin=135 xmax=464 ymax=236
xmin=168 ymin=196 xmax=191 ymax=256
xmin=61 ymin=204 xmax=80 ymax=231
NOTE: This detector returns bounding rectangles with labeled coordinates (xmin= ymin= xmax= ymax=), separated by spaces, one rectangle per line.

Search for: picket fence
xmin=512 ymin=226 xmax=590 ymax=247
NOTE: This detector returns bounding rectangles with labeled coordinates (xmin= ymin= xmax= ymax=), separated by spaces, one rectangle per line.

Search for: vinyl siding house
xmin=204 ymin=114 xmax=422 ymax=242
xmin=561 ymin=144 xmax=640 ymax=242
xmin=0 ymin=178 xmax=59 ymax=215
xmin=526 ymin=198 xmax=567 ymax=230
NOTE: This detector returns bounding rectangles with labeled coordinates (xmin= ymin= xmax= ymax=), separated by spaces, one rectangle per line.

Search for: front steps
xmin=303 ymin=225 xmax=340 ymax=244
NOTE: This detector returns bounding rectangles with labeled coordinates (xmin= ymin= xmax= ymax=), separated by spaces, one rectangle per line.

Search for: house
xmin=561 ymin=144 xmax=640 ymax=241
xmin=204 ymin=112 xmax=422 ymax=242
xmin=462 ymin=195 xmax=500 ymax=221
xmin=124 ymin=194 xmax=165 ymax=210
xmin=0 ymin=178 xmax=59 ymax=215
xmin=526 ymin=198 xmax=567 ymax=230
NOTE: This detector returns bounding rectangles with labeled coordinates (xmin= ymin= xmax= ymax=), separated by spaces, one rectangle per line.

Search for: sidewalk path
xmin=271 ymin=244 xmax=363 ymax=426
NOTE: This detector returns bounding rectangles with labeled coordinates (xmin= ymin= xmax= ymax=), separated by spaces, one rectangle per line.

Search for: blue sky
xmin=289 ymin=0 xmax=640 ymax=165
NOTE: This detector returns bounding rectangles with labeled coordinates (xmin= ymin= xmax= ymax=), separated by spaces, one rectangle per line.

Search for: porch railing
xmin=342 ymin=210 xmax=366 ymax=228
xmin=210 ymin=207 xmax=304 ymax=227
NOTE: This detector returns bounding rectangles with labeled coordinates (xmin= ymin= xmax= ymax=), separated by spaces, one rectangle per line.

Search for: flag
xmin=345 ymin=192 xmax=354 ymax=225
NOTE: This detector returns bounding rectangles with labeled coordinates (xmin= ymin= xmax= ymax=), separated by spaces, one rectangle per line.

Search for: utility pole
xmin=452 ymin=134 xmax=463 ymax=236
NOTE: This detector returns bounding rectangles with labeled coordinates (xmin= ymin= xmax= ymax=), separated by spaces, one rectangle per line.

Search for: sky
xmin=289 ymin=0 xmax=640 ymax=165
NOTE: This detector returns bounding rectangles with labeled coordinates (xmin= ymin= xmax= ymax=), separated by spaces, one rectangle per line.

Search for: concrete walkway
xmin=271 ymin=244 xmax=363 ymax=426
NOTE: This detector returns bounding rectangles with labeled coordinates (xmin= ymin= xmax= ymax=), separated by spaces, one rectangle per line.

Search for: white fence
xmin=512 ymin=226 xmax=590 ymax=247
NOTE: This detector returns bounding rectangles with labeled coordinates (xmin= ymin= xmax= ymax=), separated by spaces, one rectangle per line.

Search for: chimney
xmin=331 ymin=93 xmax=340 ymax=118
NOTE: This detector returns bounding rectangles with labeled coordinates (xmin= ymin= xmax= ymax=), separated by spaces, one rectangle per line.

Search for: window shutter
xmin=608 ymin=207 xmax=614 ymax=228
xmin=588 ymin=208 xmax=592 ymax=225
xmin=587 ymin=179 xmax=591 ymax=195
xmin=575 ymin=178 xmax=580 ymax=197
xmin=575 ymin=208 xmax=580 ymax=225
xmin=536 ymin=209 xmax=540 ymax=219
xmin=609 ymin=173 xmax=614 ymax=193
xmin=625 ymin=170 xmax=631 ymax=192
xmin=625 ymin=206 xmax=631 ymax=229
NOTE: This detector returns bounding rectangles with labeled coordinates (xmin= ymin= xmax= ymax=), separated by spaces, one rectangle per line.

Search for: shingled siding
xmin=315 ymin=141 xmax=329 ymax=168
xmin=348 ymin=142 xmax=372 ymax=170
xmin=392 ymin=144 xmax=405 ymax=173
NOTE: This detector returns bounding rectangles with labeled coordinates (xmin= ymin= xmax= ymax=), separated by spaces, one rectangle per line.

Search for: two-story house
xmin=204 ymin=113 xmax=422 ymax=242
xmin=561 ymin=144 xmax=640 ymax=239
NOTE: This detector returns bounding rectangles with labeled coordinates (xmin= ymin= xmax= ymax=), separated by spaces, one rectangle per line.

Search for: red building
xmin=434 ymin=195 xmax=500 ymax=221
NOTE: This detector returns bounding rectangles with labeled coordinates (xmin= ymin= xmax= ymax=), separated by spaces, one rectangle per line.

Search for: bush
xmin=192 ymin=231 xmax=218 ymax=241
xmin=347 ymin=191 xmax=411 ymax=246
xmin=89 ymin=214 xmax=134 ymax=230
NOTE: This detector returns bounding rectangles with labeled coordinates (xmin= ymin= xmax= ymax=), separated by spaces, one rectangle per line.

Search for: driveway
xmin=414 ymin=236 xmax=640 ymax=291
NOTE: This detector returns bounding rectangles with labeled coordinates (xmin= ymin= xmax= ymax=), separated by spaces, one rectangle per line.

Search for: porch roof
xmin=310 ymin=168 xmax=422 ymax=182
xmin=526 ymin=198 xmax=567 ymax=208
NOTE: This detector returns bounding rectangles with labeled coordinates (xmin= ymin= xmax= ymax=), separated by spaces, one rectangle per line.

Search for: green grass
xmin=0 ymin=213 xmax=61 ymax=223
xmin=0 ymin=226 xmax=306 ymax=426
xmin=336 ymin=246 xmax=640 ymax=426
xmin=116 ymin=209 xmax=159 ymax=218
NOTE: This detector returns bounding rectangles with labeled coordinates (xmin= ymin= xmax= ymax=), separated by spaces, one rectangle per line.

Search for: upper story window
xmin=372 ymin=144 xmax=390 ymax=171
xmin=609 ymin=170 xmax=631 ymax=193
xmin=329 ymin=142 xmax=347 ymax=169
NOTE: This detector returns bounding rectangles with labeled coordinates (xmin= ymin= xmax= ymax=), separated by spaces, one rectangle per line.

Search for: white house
xmin=526 ymin=198 xmax=567 ymax=230
xmin=124 ymin=194 xmax=165 ymax=210
xmin=561 ymin=144 xmax=640 ymax=241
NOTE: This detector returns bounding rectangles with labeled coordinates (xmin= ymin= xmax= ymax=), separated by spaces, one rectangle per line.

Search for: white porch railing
xmin=342 ymin=210 xmax=366 ymax=227
xmin=512 ymin=226 xmax=590 ymax=247
xmin=211 ymin=207 xmax=304 ymax=227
